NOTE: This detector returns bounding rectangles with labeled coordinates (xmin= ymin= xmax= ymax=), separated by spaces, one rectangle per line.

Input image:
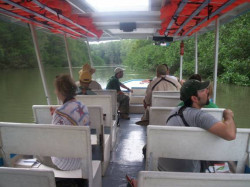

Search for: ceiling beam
xmin=32 ymin=0 xmax=97 ymax=38
xmin=185 ymin=0 xmax=236 ymax=36
xmin=0 ymin=8 xmax=78 ymax=38
xmin=65 ymin=0 xmax=92 ymax=14
xmin=174 ymin=0 xmax=210 ymax=36
xmin=2 ymin=0 xmax=86 ymax=37
xmin=164 ymin=0 xmax=188 ymax=36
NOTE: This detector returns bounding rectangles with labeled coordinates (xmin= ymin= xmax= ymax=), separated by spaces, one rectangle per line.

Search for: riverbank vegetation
xmin=0 ymin=12 xmax=249 ymax=86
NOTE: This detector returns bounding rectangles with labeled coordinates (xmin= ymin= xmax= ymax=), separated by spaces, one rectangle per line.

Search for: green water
xmin=0 ymin=67 xmax=249 ymax=128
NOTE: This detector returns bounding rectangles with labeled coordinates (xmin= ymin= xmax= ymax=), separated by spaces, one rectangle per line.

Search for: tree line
xmin=0 ymin=19 xmax=92 ymax=69
xmin=0 ymin=12 xmax=249 ymax=86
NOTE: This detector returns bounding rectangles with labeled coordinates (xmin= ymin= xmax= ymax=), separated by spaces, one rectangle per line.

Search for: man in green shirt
xmin=106 ymin=67 xmax=132 ymax=119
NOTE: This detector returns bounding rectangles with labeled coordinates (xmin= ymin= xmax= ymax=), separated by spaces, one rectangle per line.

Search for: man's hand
xmin=130 ymin=89 xmax=133 ymax=93
xmin=208 ymin=108 xmax=236 ymax=141
xmin=223 ymin=109 xmax=234 ymax=120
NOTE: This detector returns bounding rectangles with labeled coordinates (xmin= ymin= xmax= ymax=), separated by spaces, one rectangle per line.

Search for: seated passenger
xmin=37 ymin=74 xmax=90 ymax=175
xmin=106 ymin=67 xmax=132 ymax=120
xmin=158 ymin=79 xmax=236 ymax=172
xmin=163 ymin=63 xmax=179 ymax=81
xmin=77 ymin=63 xmax=102 ymax=90
xmin=136 ymin=64 xmax=181 ymax=125
xmin=178 ymin=74 xmax=218 ymax=108
xmin=51 ymin=74 xmax=90 ymax=171
xmin=76 ymin=67 xmax=96 ymax=95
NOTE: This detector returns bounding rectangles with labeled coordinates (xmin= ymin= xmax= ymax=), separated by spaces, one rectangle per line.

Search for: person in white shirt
xmin=136 ymin=64 xmax=181 ymax=125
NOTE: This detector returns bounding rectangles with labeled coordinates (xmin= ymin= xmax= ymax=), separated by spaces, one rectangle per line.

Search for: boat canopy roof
xmin=0 ymin=0 xmax=249 ymax=41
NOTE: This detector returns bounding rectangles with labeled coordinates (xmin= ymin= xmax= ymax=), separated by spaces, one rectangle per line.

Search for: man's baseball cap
xmin=180 ymin=79 xmax=210 ymax=102
xmin=114 ymin=67 xmax=125 ymax=74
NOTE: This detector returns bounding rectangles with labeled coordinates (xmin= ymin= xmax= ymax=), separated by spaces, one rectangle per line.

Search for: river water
xmin=0 ymin=67 xmax=249 ymax=128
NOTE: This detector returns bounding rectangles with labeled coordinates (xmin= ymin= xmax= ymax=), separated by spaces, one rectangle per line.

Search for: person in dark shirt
xmin=106 ymin=67 xmax=132 ymax=119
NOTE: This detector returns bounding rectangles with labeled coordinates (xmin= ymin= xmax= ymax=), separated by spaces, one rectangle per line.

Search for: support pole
xmin=180 ymin=55 xmax=183 ymax=81
xmin=213 ymin=19 xmax=219 ymax=104
xmin=64 ymin=34 xmax=73 ymax=78
xmin=195 ymin=33 xmax=198 ymax=74
xmin=86 ymin=38 xmax=93 ymax=67
xmin=30 ymin=24 xmax=51 ymax=105
xmin=180 ymin=41 xmax=184 ymax=81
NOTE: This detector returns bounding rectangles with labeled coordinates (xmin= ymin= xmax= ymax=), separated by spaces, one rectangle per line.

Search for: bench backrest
xmin=152 ymin=91 xmax=180 ymax=97
xmin=138 ymin=171 xmax=250 ymax=187
xmin=149 ymin=107 xmax=225 ymax=125
xmin=32 ymin=105 xmax=104 ymax=144
xmin=0 ymin=122 xmax=92 ymax=180
xmin=152 ymin=96 xmax=180 ymax=107
xmin=76 ymin=95 xmax=112 ymax=127
xmin=0 ymin=167 xmax=56 ymax=187
xmin=93 ymin=90 xmax=117 ymax=120
xmin=86 ymin=106 xmax=104 ymax=145
xmin=146 ymin=125 xmax=250 ymax=173
xmin=32 ymin=105 xmax=59 ymax=124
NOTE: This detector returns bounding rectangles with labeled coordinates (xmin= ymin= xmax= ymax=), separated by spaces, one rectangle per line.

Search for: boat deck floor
xmin=103 ymin=114 xmax=146 ymax=187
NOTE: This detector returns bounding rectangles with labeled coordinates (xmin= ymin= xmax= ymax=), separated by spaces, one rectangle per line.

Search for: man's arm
xmin=208 ymin=109 xmax=236 ymax=141
xmin=120 ymin=83 xmax=133 ymax=93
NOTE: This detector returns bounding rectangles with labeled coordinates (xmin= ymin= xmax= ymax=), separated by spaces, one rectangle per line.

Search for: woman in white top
xmin=51 ymin=74 xmax=90 ymax=171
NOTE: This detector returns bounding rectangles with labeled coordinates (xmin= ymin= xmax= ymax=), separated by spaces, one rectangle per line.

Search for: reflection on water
xmin=0 ymin=67 xmax=249 ymax=128
xmin=216 ymin=84 xmax=250 ymax=129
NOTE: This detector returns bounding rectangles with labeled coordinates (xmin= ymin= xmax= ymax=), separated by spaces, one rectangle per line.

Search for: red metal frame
xmin=0 ymin=0 xmax=103 ymax=39
xmin=160 ymin=0 xmax=248 ymax=37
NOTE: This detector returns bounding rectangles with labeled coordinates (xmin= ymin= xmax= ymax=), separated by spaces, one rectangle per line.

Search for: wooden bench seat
xmin=75 ymin=95 xmax=117 ymax=149
xmin=93 ymin=89 xmax=118 ymax=121
xmin=138 ymin=171 xmax=250 ymax=187
xmin=146 ymin=125 xmax=250 ymax=173
xmin=0 ymin=167 xmax=56 ymax=187
xmin=32 ymin=105 xmax=110 ymax=176
xmin=152 ymin=95 xmax=180 ymax=107
xmin=0 ymin=122 xmax=102 ymax=187
xmin=152 ymin=91 xmax=180 ymax=97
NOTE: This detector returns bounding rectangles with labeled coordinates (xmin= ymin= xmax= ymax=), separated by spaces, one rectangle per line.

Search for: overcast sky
xmin=85 ymin=0 xmax=149 ymax=12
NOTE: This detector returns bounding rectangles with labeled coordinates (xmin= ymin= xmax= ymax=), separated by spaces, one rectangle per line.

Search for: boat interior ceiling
xmin=0 ymin=0 xmax=249 ymax=42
